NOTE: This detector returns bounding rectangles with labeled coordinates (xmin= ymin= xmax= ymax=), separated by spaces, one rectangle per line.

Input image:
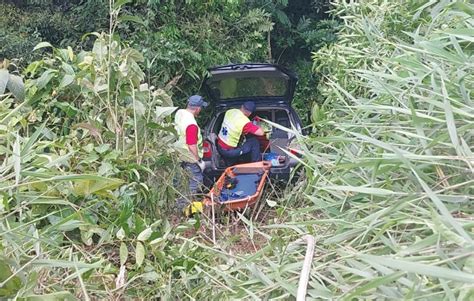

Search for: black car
xmin=201 ymin=63 xmax=304 ymax=185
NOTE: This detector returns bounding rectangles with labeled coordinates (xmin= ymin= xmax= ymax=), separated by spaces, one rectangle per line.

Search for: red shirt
xmin=217 ymin=122 xmax=260 ymax=150
xmin=185 ymin=124 xmax=199 ymax=145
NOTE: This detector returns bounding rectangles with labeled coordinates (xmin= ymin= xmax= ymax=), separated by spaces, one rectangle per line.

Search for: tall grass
xmin=130 ymin=0 xmax=473 ymax=299
xmin=275 ymin=0 xmax=474 ymax=298
xmin=151 ymin=0 xmax=472 ymax=299
xmin=1 ymin=0 xmax=472 ymax=299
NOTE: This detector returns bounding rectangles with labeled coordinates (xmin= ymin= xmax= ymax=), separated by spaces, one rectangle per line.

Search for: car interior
xmin=209 ymin=108 xmax=292 ymax=168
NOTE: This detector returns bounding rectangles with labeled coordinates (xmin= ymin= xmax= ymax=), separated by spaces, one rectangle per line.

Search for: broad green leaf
xmin=59 ymin=74 xmax=75 ymax=89
xmin=55 ymin=220 xmax=84 ymax=232
xmin=118 ymin=15 xmax=146 ymax=26
xmin=6 ymin=74 xmax=25 ymax=101
xmin=33 ymin=41 xmax=53 ymax=51
xmin=266 ymin=199 xmax=277 ymax=207
xmin=61 ymin=62 xmax=75 ymax=75
xmin=113 ymin=0 xmax=132 ymax=9
xmin=94 ymin=144 xmax=110 ymax=154
xmin=67 ymin=46 xmax=74 ymax=61
xmin=133 ymin=100 xmax=146 ymax=117
xmin=117 ymin=227 xmax=126 ymax=240
xmin=154 ymin=106 xmax=177 ymax=121
xmin=136 ymin=242 xmax=145 ymax=267
xmin=71 ymin=177 xmax=123 ymax=197
xmin=120 ymin=243 xmax=128 ymax=266
xmin=137 ymin=227 xmax=152 ymax=241
xmin=98 ymin=162 xmax=114 ymax=176
xmin=142 ymin=271 xmax=159 ymax=282
xmin=55 ymin=102 xmax=78 ymax=118
xmin=36 ymin=69 xmax=56 ymax=90
xmin=0 ymin=261 xmax=22 ymax=297
xmin=0 ymin=69 xmax=8 ymax=94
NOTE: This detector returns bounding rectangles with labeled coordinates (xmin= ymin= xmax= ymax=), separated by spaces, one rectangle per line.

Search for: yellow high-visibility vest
xmin=173 ymin=109 xmax=202 ymax=162
xmin=218 ymin=109 xmax=250 ymax=148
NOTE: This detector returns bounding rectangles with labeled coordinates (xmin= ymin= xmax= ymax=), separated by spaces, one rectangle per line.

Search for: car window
xmin=208 ymin=76 xmax=288 ymax=100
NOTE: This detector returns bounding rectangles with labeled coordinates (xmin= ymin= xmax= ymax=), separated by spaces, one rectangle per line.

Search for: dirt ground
xmin=169 ymin=178 xmax=287 ymax=254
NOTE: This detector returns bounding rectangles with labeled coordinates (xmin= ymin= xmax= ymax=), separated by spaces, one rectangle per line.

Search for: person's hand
xmin=253 ymin=116 xmax=261 ymax=122
xmin=265 ymin=131 xmax=271 ymax=140
xmin=197 ymin=159 xmax=206 ymax=172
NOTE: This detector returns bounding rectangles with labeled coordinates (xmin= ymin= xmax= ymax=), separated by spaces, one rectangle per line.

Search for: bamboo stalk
xmin=295 ymin=235 xmax=316 ymax=301
xmin=211 ymin=192 xmax=216 ymax=245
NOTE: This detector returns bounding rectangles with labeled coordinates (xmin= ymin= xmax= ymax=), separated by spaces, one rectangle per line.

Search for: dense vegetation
xmin=1 ymin=0 xmax=473 ymax=299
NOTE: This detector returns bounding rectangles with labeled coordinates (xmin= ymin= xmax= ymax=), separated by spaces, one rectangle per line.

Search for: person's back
xmin=173 ymin=95 xmax=208 ymax=212
xmin=174 ymin=108 xmax=201 ymax=163
xmin=216 ymin=101 xmax=265 ymax=166
xmin=218 ymin=108 xmax=249 ymax=149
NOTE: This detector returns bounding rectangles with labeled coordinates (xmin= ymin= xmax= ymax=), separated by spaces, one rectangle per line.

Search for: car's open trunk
xmin=209 ymin=107 xmax=294 ymax=169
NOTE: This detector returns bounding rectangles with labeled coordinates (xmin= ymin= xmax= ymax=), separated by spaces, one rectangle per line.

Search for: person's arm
xmin=187 ymin=144 xmax=200 ymax=161
xmin=185 ymin=124 xmax=201 ymax=161
xmin=243 ymin=122 xmax=264 ymax=136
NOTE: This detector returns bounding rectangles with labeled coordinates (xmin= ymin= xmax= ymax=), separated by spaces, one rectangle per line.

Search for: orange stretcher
xmin=203 ymin=161 xmax=271 ymax=211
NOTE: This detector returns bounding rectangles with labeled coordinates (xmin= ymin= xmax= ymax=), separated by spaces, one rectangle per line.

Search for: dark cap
xmin=242 ymin=101 xmax=256 ymax=114
xmin=187 ymin=95 xmax=208 ymax=108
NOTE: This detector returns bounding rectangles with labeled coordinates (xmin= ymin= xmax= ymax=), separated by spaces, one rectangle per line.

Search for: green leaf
xmin=98 ymin=162 xmax=114 ymax=176
xmin=445 ymin=28 xmax=474 ymax=42
xmin=318 ymin=185 xmax=395 ymax=196
xmin=22 ymin=291 xmax=78 ymax=301
xmin=55 ymin=102 xmax=79 ymax=118
xmin=72 ymin=177 xmax=123 ymax=197
xmin=359 ymin=255 xmax=474 ymax=283
xmin=120 ymin=243 xmax=128 ymax=266
xmin=31 ymin=259 xmax=102 ymax=269
xmin=0 ymin=261 xmax=22 ymax=297
xmin=33 ymin=42 xmax=53 ymax=51
xmin=266 ymin=199 xmax=277 ymax=207
xmin=439 ymin=76 xmax=460 ymax=154
xmin=67 ymin=46 xmax=74 ymax=61
xmin=94 ymin=144 xmax=110 ymax=154
xmin=36 ymin=70 xmax=56 ymax=90
xmin=344 ymin=271 xmax=405 ymax=300
xmin=154 ymin=106 xmax=177 ymax=121
xmin=118 ymin=15 xmax=146 ymax=26
xmin=13 ymin=135 xmax=21 ymax=185
xmin=59 ymin=74 xmax=75 ymax=89
xmin=142 ymin=271 xmax=159 ymax=282
xmin=137 ymin=227 xmax=152 ymax=241
xmin=116 ymin=227 xmax=126 ymax=240
xmin=6 ymin=74 xmax=25 ymax=101
xmin=136 ymin=242 xmax=145 ymax=267
xmin=61 ymin=62 xmax=75 ymax=75
xmin=113 ymin=0 xmax=132 ymax=9
xmin=0 ymin=69 xmax=8 ymax=94
xmin=133 ymin=100 xmax=146 ymax=117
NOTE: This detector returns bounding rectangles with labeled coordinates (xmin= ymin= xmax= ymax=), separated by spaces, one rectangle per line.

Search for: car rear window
xmin=208 ymin=76 xmax=288 ymax=100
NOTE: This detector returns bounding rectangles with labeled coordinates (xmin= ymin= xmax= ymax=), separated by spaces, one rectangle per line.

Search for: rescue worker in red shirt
xmin=173 ymin=95 xmax=208 ymax=210
xmin=217 ymin=101 xmax=265 ymax=166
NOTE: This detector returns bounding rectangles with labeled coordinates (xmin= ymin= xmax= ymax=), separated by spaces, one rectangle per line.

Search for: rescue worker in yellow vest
xmin=173 ymin=95 xmax=207 ymax=211
xmin=217 ymin=101 xmax=265 ymax=166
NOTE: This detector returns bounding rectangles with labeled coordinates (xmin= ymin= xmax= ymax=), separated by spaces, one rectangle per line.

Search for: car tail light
xmin=288 ymin=147 xmax=303 ymax=158
xmin=203 ymin=140 xmax=212 ymax=159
